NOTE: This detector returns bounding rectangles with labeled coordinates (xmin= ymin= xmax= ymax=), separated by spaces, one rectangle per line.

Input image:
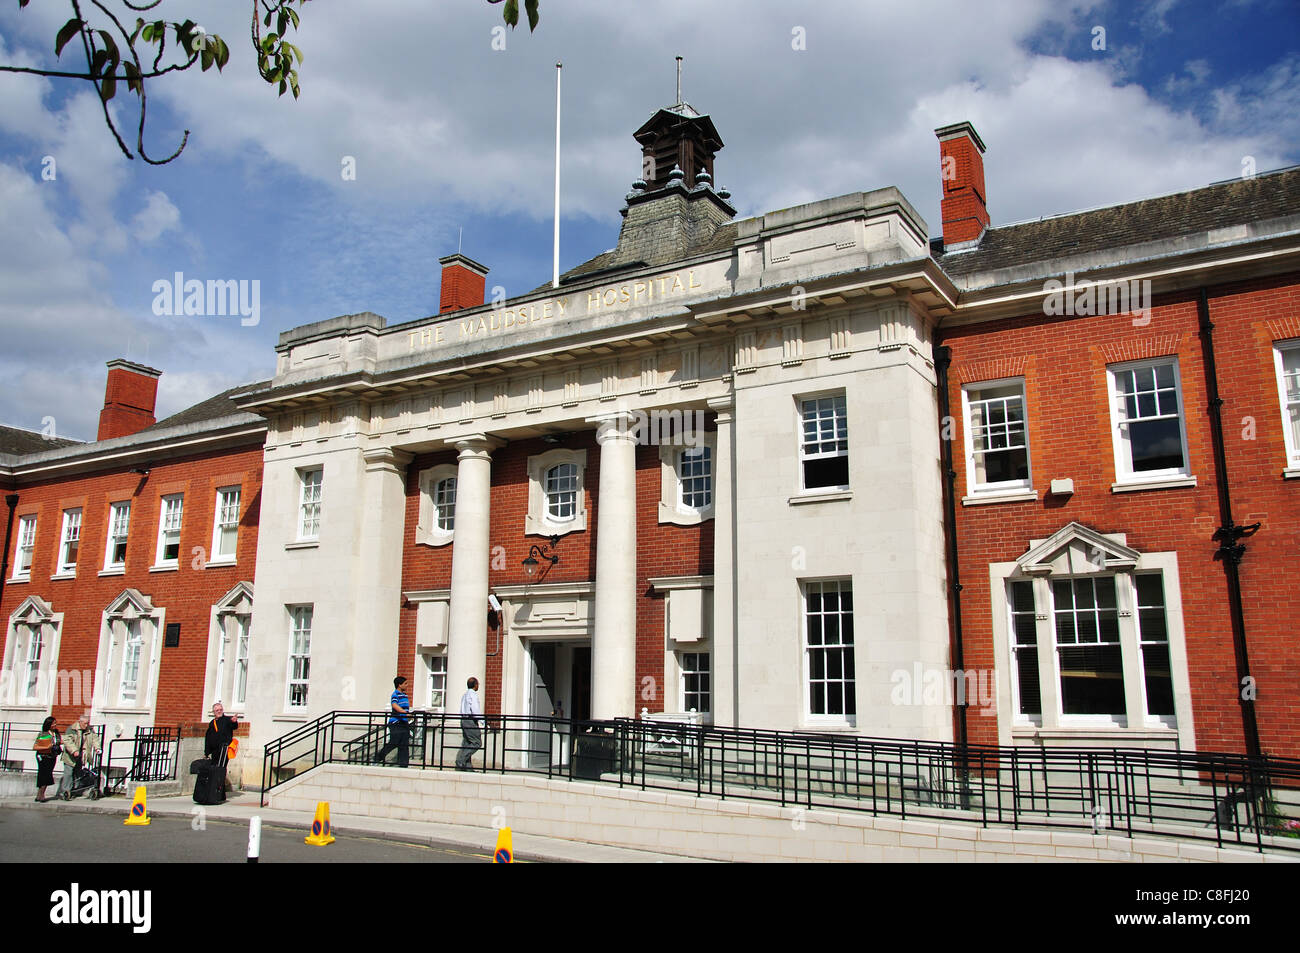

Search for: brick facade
xmin=0 ymin=444 xmax=263 ymax=729
xmin=941 ymin=273 xmax=1300 ymax=757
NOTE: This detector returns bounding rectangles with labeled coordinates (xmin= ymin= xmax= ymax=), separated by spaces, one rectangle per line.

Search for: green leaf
xmin=123 ymin=60 xmax=141 ymax=95
xmin=130 ymin=18 xmax=144 ymax=45
xmin=99 ymin=72 xmax=116 ymax=103
xmin=90 ymin=48 xmax=109 ymax=77
xmin=55 ymin=18 xmax=84 ymax=58
xmin=504 ymin=0 xmax=518 ymax=27
xmin=286 ymin=6 xmax=300 ymax=29
xmin=525 ymin=0 xmax=539 ymax=31
xmin=214 ymin=38 xmax=230 ymax=70
xmin=201 ymin=47 xmax=213 ymax=71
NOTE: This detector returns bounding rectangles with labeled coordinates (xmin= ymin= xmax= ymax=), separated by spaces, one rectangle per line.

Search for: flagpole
xmin=552 ymin=62 xmax=562 ymax=290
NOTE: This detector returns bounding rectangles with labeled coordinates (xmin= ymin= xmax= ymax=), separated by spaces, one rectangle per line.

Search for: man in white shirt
xmin=455 ymin=676 xmax=484 ymax=771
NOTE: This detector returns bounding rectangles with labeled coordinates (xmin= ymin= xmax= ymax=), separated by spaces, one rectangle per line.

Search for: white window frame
xmin=233 ymin=614 xmax=250 ymax=708
xmin=679 ymin=650 xmax=711 ymax=716
xmin=118 ymin=619 xmax=144 ymax=705
xmin=962 ymin=378 xmax=1033 ymax=499
xmin=801 ymin=578 xmax=857 ymax=726
xmin=286 ymin=605 xmax=313 ymax=710
xmin=1274 ymin=340 xmax=1300 ymax=472
xmin=416 ymin=464 xmax=458 ymax=547
xmin=22 ymin=624 xmax=44 ymax=704
xmin=989 ymin=534 xmax=1195 ymax=750
xmin=658 ymin=432 xmax=718 ymax=525
xmin=11 ymin=514 xmax=36 ymax=580
xmin=56 ymin=508 xmax=82 ymax=576
xmin=154 ymin=494 xmax=184 ymax=568
xmin=545 ymin=463 xmax=579 ymax=521
xmin=798 ymin=393 xmax=849 ymax=492
xmin=1050 ymin=575 xmax=1126 ymax=727
xmin=297 ymin=468 xmax=323 ymax=542
xmin=525 ymin=448 xmax=588 ymax=537
xmin=210 ymin=486 xmax=241 ymax=564
xmin=103 ymin=502 xmax=130 ymax=572
xmin=1107 ymin=358 xmax=1191 ymax=486
xmin=423 ymin=651 xmax=448 ymax=711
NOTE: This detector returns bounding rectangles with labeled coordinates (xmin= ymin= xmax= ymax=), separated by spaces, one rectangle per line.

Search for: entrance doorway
xmin=527 ymin=640 xmax=591 ymax=768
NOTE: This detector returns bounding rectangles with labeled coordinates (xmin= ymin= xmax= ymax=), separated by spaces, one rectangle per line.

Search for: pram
xmin=59 ymin=757 xmax=102 ymax=801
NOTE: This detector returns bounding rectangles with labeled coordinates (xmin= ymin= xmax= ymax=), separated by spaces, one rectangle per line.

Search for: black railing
xmin=261 ymin=712 xmax=1300 ymax=853
xmin=0 ymin=721 xmax=44 ymax=769
xmin=104 ymin=726 xmax=181 ymax=788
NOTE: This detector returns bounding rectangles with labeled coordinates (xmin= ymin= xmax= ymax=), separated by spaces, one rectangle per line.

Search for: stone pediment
xmin=105 ymin=588 xmax=156 ymax=620
xmin=1016 ymin=522 xmax=1139 ymax=576
xmin=10 ymin=594 xmax=54 ymax=624
xmin=215 ymin=581 xmax=254 ymax=615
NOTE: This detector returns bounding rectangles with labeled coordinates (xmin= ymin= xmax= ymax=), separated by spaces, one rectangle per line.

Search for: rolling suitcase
xmin=193 ymin=749 xmax=228 ymax=805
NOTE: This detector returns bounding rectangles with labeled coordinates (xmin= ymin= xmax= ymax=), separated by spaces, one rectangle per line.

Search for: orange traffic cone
xmin=493 ymin=826 xmax=514 ymax=863
xmin=304 ymin=801 xmax=335 ymax=846
xmin=123 ymin=785 xmax=151 ymax=826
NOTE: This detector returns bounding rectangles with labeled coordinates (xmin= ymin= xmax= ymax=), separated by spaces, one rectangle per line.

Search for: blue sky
xmin=1 ymin=0 xmax=1297 ymax=440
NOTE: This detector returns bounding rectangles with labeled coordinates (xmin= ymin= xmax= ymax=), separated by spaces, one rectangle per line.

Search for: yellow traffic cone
xmin=304 ymin=802 xmax=335 ymax=846
xmin=493 ymin=826 xmax=514 ymax=863
xmin=123 ymin=785 xmax=151 ymax=826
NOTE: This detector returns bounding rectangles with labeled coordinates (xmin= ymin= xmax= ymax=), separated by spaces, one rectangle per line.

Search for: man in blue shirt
xmin=375 ymin=676 xmax=411 ymax=767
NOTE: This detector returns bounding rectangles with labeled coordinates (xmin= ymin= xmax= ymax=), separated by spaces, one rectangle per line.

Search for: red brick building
xmin=0 ymin=363 xmax=266 ymax=762
xmin=3 ymin=112 xmax=1298 ymax=779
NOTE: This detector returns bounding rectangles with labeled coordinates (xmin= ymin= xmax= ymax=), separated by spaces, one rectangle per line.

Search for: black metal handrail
xmin=104 ymin=726 xmax=181 ymax=786
xmin=261 ymin=711 xmax=1300 ymax=853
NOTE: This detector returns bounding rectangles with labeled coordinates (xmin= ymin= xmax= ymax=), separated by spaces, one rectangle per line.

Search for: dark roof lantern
xmin=633 ymin=105 xmax=724 ymax=193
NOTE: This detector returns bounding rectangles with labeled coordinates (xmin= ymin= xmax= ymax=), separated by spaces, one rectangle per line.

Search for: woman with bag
xmin=33 ymin=716 xmax=60 ymax=802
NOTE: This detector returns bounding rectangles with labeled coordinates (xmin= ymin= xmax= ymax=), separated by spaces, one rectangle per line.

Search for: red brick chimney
xmin=97 ymin=359 xmax=161 ymax=441
xmin=935 ymin=122 xmax=989 ymax=247
xmin=438 ymin=254 xmax=489 ymax=314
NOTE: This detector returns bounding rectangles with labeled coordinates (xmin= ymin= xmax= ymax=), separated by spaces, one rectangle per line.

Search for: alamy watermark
xmin=890 ymin=663 xmax=997 ymax=715
xmin=1043 ymin=271 xmax=1152 ymax=327
xmin=151 ymin=271 xmax=260 ymax=326
xmin=604 ymin=407 xmax=705 ymax=448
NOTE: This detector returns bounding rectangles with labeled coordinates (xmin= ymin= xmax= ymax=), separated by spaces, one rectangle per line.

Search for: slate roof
xmin=935 ymin=165 xmax=1300 ymax=280
xmin=0 ymin=425 xmax=81 ymax=456
xmin=138 ymin=382 xmax=269 ymax=435
xmin=531 ymin=221 xmax=741 ymax=296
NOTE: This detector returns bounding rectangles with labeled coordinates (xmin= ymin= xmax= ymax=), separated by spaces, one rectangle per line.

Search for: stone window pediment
xmin=1016 ymin=522 xmax=1140 ymax=577
xmin=105 ymin=588 xmax=157 ymax=621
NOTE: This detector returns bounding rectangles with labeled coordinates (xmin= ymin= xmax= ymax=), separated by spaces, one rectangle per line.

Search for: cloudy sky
xmin=1 ymin=0 xmax=1297 ymax=441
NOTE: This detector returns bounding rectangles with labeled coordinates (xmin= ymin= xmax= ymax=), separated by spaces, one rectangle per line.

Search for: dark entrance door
xmin=529 ymin=642 xmax=557 ymax=768
xmin=572 ymin=647 xmax=592 ymax=722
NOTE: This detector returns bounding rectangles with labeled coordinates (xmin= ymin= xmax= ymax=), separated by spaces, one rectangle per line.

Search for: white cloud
xmin=130 ymin=189 xmax=182 ymax=243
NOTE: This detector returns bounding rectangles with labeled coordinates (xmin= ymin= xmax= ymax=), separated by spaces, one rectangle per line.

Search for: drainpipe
xmin=0 ymin=493 xmax=17 ymax=609
xmin=1196 ymin=289 xmax=1263 ymax=760
xmin=933 ymin=344 xmax=970 ymax=776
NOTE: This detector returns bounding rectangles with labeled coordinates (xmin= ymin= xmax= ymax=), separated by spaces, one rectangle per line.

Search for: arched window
xmin=678 ymin=446 xmax=712 ymax=510
xmin=545 ymin=463 xmax=578 ymax=520
xmin=434 ymin=477 xmax=457 ymax=531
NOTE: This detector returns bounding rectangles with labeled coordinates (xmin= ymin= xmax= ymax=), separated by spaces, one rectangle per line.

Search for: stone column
xmin=590 ymin=414 xmax=638 ymax=720
xmin=445 ymin=435 xmax=499 ymax=709
xmin=353 ymin=447 xmax=412 ymax=714
xmin=708 ymin=396 xmax=736 ymax=727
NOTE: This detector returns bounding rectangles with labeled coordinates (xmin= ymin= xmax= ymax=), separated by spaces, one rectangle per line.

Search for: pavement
xmin=0 ymin=790 xmax=711 ymax=863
